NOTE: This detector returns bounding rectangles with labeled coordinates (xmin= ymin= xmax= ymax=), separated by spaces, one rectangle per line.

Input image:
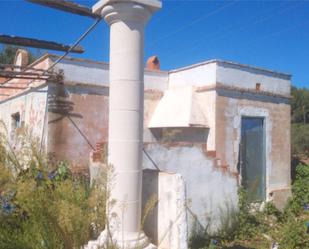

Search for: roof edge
xmin=48 ymin=54 xmax=169 ymax=74
xmin=169 ymin=59 xmax=292 ymax=79
xmin=25 ymin=54 xmax=292 ymax=79
xmin=0 ymin=82 xmax=48 ymax=104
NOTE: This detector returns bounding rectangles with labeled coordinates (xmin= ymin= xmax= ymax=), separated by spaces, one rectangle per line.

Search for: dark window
xmin=256 ymin=83 xmax=261 ymax=91
xmin=11 ymin=112 xmax=21 ymax=130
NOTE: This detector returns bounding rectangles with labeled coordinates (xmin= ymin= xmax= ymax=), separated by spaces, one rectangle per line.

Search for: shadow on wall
xmin=142 ymin=169 xmax=188 ymax=249
xmin=48 ymin=85 xmax=83 ymax=123
xmin=142 ymin=169 xmax=159 ymax=244
xmin=141 ymin=166 xmax=239 ymax=249
xmin=47 ymin=84 xmax=95 ymax=150
xmin=150 ymin=127 xmax=209 ymax=144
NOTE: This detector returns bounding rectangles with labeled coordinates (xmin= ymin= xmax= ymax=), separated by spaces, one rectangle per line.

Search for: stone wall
xmin=215 ymin=91 xmax=291 ymax=205
xmin=47 ymin=83 xmax=109 ymax=174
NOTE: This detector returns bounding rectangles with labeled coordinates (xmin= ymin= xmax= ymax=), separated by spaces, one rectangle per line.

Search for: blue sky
xmin=0 ymin=0 xmax=308 ymax=88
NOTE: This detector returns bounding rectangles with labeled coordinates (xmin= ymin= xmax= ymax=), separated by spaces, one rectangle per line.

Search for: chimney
xmin=14 ymin=49 xmax=29 ymax=71
xmin=146 ymin=55 xmax=160 ymax=70
xmin=0 ymin=77 xmax=6 ymax=84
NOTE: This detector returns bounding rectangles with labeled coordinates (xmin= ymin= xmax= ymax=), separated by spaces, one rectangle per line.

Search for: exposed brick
xmin=146 ymin=56 xmax=160 ymax=71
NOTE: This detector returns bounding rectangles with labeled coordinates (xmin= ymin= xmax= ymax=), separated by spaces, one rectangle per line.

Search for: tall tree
xmin=0 ymin=45 xmax=18 ymax=65
xmin=291 ymin=86 xmax=309 ymax=124
xmin=0 ymin=45 xmax=36 ymax=66
xmin=291 ymin=86 xmax=309 ymax=159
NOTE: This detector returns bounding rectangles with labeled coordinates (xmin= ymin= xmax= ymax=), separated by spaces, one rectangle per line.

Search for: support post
xmin=86 ymin=1 xmax=161 ymax=248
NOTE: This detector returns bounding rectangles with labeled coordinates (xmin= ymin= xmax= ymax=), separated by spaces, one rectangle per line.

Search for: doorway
xmin=240 ymin=117 xmax=266 ymax=202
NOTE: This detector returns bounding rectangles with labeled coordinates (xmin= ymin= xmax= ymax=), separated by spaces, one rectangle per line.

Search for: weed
xmin=0 ymin=128 xmax=106 ymax=249
xmin=189 ymin=163 xmax=309 ymax=249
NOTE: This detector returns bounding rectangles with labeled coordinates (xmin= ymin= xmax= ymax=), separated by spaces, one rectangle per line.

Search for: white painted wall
xmin=144 ymin=70 xmax=169 ymax=91
xmin=149 ymin=86 xmax=208 ymax=128
xmin=56 ymin=61 xmax=109 ymax=86
xmin=143 ymin=170 xmax=188 ymax=249
xmin=0 ymin=86 xmax=48 ymax=140
xmin=55 ymin=58 xmax=169 ymax=91
xmin=169 ymin=62 xmax=217 ymax=89
xmin=143 ymin=144 xmax=238 ymax=233
xmin=55 ymin=57 xmax=291 ymax=97
xmin=216 ymin=61 xmax=291 ymax=96
xmin=168 ymin=59 xmax=291 ymax=97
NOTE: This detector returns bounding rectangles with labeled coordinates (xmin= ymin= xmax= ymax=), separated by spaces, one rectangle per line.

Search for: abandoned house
xmin=0 ymin=48 xmax=291 ymax=248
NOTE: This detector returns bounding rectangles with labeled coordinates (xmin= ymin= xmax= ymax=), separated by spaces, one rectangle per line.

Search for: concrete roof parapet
xmin=169 ymin=59 xmax=291 ymax=80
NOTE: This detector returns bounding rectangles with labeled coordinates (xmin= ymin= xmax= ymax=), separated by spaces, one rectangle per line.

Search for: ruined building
xmin=0 ymin=49 xmax=291 ymax=247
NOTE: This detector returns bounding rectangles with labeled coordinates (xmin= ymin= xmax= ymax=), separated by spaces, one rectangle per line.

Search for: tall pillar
xmin=90 ymin=1 xmax=161 ymax=248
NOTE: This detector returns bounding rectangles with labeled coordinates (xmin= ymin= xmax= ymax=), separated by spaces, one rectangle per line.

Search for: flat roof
xmin=169 ymin=59 xmax=291 ymax=80
xmin=0 ymin=53 xmax=292 ymax=103
xmin=43 ymin=54 xmax=292 ymax=79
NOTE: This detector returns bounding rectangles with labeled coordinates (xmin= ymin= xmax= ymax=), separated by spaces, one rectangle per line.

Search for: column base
xmin=85 ymin=230 xmax=157 ymax=249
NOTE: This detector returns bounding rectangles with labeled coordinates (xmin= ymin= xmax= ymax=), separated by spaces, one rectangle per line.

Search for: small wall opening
xmin=256 ymin=82 xmax=261 ymax=91
xmin=11 ymin=112 xmax=21 ymax=130
xmin=10 ymin=112 xmax=22 ymax=141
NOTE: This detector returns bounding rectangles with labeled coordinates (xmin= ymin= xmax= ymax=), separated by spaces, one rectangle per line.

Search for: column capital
xmin=93 ymin=0 xmax=161 ymax=25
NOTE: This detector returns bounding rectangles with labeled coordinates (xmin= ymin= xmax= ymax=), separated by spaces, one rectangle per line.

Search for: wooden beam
xmin=0 ymin=63 xmax=48 ymax=72
xmin=0 ymin=70 xmax=53 ymax=77
xmin=0 ymin=75 xmax=49 ymax=80
xmin=0 ymin=69 xmax=53 ymax=80
xmin=0 ymin=86 xmax=28 ymax=89
xmin=26 ymin=0 xmax=100 ymax=19
xmin=0 ymin=34 xmax=85 ymax=54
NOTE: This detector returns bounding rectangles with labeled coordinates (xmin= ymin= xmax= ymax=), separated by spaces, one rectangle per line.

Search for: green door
xmin=240 ymin=117 xmax=266 ymax=202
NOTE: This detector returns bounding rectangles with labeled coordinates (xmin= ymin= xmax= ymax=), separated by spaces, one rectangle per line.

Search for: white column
xmin=106 ymin=2 xmax=148 ymax=238
xmin=91 ymin=1 xmax=161 ymax=248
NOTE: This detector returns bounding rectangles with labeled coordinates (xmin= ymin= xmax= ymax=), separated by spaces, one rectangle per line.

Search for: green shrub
xmin=229 ymin=188 xmax=261 ymax=241
xmin=189 ymin=164 xmax=309 ymax=249
xmin=278 ymin=217 xmax=309 ymax=249
xmin=0 ymin=131 xmax=106 ymax=249
xmin=286 ymin=163 xmax=309 ymax=215
xmin=291 ymin=124 xmax=309 ymax=159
